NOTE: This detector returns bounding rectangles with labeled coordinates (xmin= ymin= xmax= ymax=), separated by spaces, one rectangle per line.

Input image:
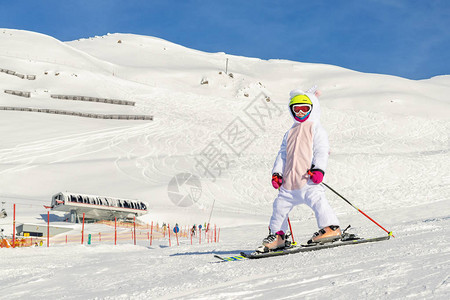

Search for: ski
xmin=214 ymin=254 xmax=247 ymax=262
xmin=240 ymin=235 xmax=391 ymax=259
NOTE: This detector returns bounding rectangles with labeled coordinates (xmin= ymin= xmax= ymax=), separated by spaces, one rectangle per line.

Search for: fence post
xmin=115 ymin=217 xmax=117 ymax=245
xmin=134 ymin=216 xmax=136 ymax=245
xmin=168 ymin=224 xmax=171 ymax=247
xmin=47 ymin=211 xmax=50 ymax=247
xmin=150 ymin=221 xmax=153 ymax=246
xmin=13 ymin=204 xmax=16 ymax=248
xmin=81 ymin=213 xmax=85 ymax=245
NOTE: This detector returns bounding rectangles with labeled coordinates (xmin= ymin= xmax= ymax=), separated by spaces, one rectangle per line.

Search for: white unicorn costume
xmin=264 ymin=87 xmax=340 ymax=248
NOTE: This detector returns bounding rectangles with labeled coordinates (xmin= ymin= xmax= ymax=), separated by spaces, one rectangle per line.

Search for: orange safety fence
xmin=1 ymin=237 xmax=46 ymax=248
xmin=1 ymin=221 xmax=220 ymax=248
xmin=50 ymin=230 xmax=166 ymax=245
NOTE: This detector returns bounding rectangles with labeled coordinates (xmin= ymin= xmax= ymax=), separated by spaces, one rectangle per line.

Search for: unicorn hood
xmin=289 ymin=86 xmax=321 ymax=124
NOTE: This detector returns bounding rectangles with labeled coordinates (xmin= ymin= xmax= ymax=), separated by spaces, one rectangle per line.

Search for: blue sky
xmin=1 ymin=0 xmax=449 ymax=79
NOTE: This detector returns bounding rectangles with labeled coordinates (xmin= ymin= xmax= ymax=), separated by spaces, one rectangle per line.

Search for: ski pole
xmin=308 ymin=171 xmax=394 ymax=237
xmin=277 ymin=186 xmax=296 ymax=243
xmin=287 ymin=217 xmax=295 ymax=243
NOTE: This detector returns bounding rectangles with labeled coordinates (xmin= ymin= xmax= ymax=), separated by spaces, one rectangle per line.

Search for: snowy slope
xmin=0 ymin=29 xmax=449 ymax=299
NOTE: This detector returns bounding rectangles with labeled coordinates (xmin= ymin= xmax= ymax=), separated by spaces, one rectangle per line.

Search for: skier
xmin=263 ymin=87 xmax=341 ymax=250
xmin=0 ymin=202 xmax=7 ymax=219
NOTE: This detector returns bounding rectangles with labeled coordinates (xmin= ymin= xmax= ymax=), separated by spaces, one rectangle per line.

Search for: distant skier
xmin=0 ymin=202 xmax=7 ymax=219
xmin=263 ymin=87 xmax=341 ymax=250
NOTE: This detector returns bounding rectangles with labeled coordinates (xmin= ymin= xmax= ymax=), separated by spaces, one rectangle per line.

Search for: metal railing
xmin=51 ymin=94 xmax=135 ymax=106
xmin=0 ymin=106 xmax=153 ymax=120
xmin=0 ymin=68 xmax=36 ymax=80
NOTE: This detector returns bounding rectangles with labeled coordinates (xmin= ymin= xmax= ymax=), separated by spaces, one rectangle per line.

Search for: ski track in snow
xmin=0 ymin=125 xmax=142 ymax=173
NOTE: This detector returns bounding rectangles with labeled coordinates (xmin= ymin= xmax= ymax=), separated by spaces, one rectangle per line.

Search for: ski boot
xmin=307 ymin=225 xmax=342 ymax=244
xmin=256 ymin=230 xmax=286 ymax=253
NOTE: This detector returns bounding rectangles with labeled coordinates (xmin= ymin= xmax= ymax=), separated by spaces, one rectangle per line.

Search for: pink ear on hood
xmin=314 ymin=90 xmax=321 ymax=97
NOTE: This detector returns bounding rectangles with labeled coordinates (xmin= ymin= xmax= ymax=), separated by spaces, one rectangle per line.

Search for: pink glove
xmin=309 ymin=169 xmax=324 ymax=184
xmin=272 ymin=173 xmax=283 ymax=189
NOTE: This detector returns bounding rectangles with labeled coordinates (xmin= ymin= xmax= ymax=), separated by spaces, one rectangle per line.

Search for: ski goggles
xmin=291 ymin=104 xmax=312 ymax=115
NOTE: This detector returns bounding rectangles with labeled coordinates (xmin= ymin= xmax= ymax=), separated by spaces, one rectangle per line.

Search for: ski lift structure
xmin=48 ymin=192 xmax=148 ymax=223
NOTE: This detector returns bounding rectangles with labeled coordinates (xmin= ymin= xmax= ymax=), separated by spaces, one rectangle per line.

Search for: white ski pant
xmin=270 ymin=181 xmax=339 ymax=233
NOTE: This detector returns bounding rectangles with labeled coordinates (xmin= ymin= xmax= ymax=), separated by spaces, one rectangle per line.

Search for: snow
xmin=0 ymin=28 xmax=449 ymax=299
